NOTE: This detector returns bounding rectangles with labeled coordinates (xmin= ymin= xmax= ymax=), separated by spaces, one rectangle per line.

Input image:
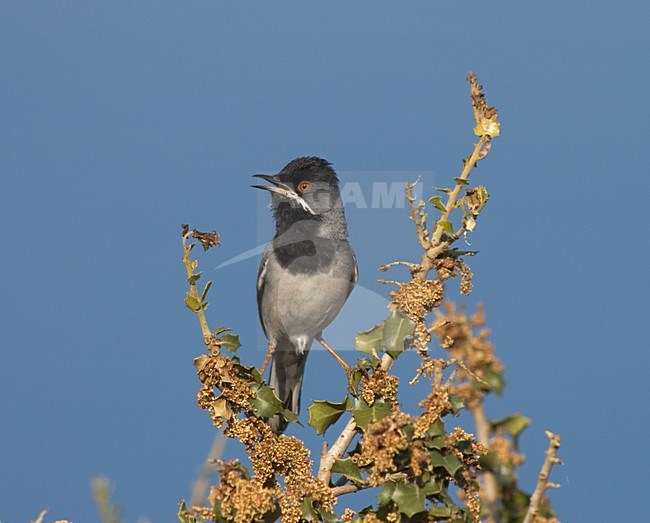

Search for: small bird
xmin=253 ymin=157 xmax=357 ymax=433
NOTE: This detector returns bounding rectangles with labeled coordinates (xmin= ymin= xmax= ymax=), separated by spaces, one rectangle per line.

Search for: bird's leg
xmin=260 ymin=342 xmax=275 ymax=375
xmin=316 ymin=335 xmax=351 ymax=373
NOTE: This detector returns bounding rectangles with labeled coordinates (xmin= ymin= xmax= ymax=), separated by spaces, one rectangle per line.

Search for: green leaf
xmin=187 ymin=272 xmax=202 ymax=283
xmin=429 ymin=450 xmax=463 ymax=476
xmin=316 ymin=508 xmax=340 ymax=523
xmin=381 ymin=310 xmax=416 ymax=358
xmin=331 ymin=457 xmax=363 ymax=483
xmin=424 ymin=418 xmax=446 ymax=450
xmin=449 ymin=394 xmax=464 ymax=415
xmin=300 ymin=496 xmax=319 ymax=522
xmin=249 ymin=385 xmax=284 ymax=417
xmin=177 ymin=501 xmax=197 ymax=523
xmin=378 ymin=481 xmax=397 ymax=507
xmin=454 ymin=177 xmax=469 ymax=186
xmin=220 ymin=333 xmax=240 ymax=352
xmin=421 ymin=476 xmax=443 ymax=496
xmin=482 ymin=368 xmax=506 ymax=395
xmin=349 ymin=369 xmax=365 ymax=394
xmin=392 ymin=483 xmax=426 ymax=517
xmin=428 ymin=195 xmax=447 ymax=213
xmin=355 ymin=323 xmax=384 ymax=354
xmin=307 ymin=398 xmax=350 ymax=435
xmin=200 ymin=280 xmax=212 ymax=301
xmin=429 ymin=505 xmax=452 ymax=517
xmin=437 ymin=220 xmax=454 ymax=235
xmin=184 ymin=295 xmax=202 ymax=312
xmin=351 ymin=398 xmax=391 ymax=429
xmin=490 ymin=413 xmax=531 ymax=440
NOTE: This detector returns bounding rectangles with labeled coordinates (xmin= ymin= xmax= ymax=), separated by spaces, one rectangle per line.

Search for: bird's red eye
xmin=297 ymin=181 xmax=312 ymax=193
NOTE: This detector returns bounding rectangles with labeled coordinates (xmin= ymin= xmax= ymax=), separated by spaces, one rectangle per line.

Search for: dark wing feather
xmin=256 ymin=246 xmax=270 ymax=336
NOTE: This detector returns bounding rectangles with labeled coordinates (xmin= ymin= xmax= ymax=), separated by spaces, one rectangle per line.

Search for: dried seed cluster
xmin=391 ymin=278 xmax=444 ymax=321
xmin=432 ymin=303 xmax=503 ymax=408
xmin=490 ymin=433 xmax=525 ymax=467
xmin=413 ymin=386 xmax=452 ymax=438
xmin=360 ymin=369 xmax=398 ymax=406
xmin=195 ymin=352 xmax=254 ymax=427
xmin=352 ymin=412 xmax=411 ymax=486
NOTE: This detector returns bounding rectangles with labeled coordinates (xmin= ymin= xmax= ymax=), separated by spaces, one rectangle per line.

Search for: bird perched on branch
xmin=253 ymin=157 xmax=357 ymax=433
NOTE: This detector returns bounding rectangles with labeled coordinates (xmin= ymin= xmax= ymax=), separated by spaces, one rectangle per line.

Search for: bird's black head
xmin=253 ymin=157 xmax=343 ymax=219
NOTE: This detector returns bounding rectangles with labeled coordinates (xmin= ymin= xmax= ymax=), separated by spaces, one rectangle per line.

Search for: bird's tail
xmin=268 ymin=342 xmax=309 ymax=433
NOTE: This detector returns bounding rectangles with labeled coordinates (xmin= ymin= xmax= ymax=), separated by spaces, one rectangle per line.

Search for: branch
xmin=523 ymin=431 xmax=562 ymax=523
xmin=182 ymin=230 xmax=213 ymax=341
xmin=319 ymin=353 xmax=396 ymax=485
xmin=470 ymin=403 xmax=499 ymax=523
xmin=429 ymin=134 xmax=490 ymax=250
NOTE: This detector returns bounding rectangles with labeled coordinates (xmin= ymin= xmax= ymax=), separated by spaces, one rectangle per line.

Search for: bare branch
xmin=523 ymin=431 xmax=562 ymax=523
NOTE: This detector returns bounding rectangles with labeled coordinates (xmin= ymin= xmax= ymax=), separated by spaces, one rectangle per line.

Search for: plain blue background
xmin=2 ymin=2 xmax=649 ymax=521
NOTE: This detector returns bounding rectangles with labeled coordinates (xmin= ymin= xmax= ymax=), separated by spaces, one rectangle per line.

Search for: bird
xmin=253 ymin=157 xmax=357 ymax=433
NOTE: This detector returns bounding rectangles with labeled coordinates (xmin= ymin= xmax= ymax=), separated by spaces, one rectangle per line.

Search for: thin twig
xmin=429 ymin=135 xmax=489 ymax=249
xmin=32 ymin=509 xmax=48 ymax=523
xmin=523 ymin=431 xmax=562 ymax=523
xmin=406 ymin=179 xmax=431 ymax=249
xmin=182 ymin=232 xmax=213 ymax=341
xmin=378 ymin=261 xmax=421 ymax=272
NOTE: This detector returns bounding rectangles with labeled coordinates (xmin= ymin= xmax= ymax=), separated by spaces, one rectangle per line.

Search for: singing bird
xmin=253 ymin=157 xmax=357 ymax=432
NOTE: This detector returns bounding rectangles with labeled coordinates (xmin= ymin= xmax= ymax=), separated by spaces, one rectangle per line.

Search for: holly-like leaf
xmin=482 ymin=368 xmax=506 ymax=395
xmin=187 ymin=272 xmax=202 ymax=283
xmin=331 ymin=457 xmax=363 ymax=484
xmin=429 ymin=505 xmax=452 ymax=517
xmin=184 ymin=295 xmax=202 ymax=312
xmin=351 ymin=398 xmax=391 ymax=429
xmin=378 ymin=481 xmax=397 ymax=507
xmin=392 ymin=483 xmax=426 ymax=517
xmin=355 ymin=323 xmax=383 ymax=354
xmin=316 ymin=508 xmax=340 ymax=523
xmin=424 ymin=418 xmax=446 ymax=450
xmin=490 ymin=413 xmax=531 ymax=443
xmin=299 ymin=496 xmax=319 ymax=522
xmin=177 ymin=501 xmax=197 ymax=523
xmin=308 ymin=398 xmax=350 ymax=435
xmin=249 ymin=385 xmax=284 ymax=417
xmin=437 ymin=220 xmax=454 ymax=236
xmin=429 ymin=450 xmax=463 ymax=476
xmin=421 ymin=476 xmax=443 ymax=496
xmin=220 ymin=333 xmax=240 ymax=352
xmin=200 ymin=280 xmax=212 ymax=301
xmin=428 ymin=195 xmax=447 ymax=213
xmin=381 ymin=310 xmax=416 ymax=358
xmin=449 ymin=394 xmax=464 ymax=415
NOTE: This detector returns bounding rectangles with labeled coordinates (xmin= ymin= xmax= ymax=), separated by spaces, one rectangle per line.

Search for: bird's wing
xmin=257 ymin=244 xmax=271 ymax=336
xmin=346 ymin=248 xmax=358 ymax=300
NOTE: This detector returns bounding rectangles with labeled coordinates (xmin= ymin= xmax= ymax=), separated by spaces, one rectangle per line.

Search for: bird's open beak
xmin=252 ymin=174 xmax=316 ymax=215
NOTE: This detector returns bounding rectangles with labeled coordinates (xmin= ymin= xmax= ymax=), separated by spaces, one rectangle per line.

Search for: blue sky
xmin=1 ymin=2 xmax=649 ymax=521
